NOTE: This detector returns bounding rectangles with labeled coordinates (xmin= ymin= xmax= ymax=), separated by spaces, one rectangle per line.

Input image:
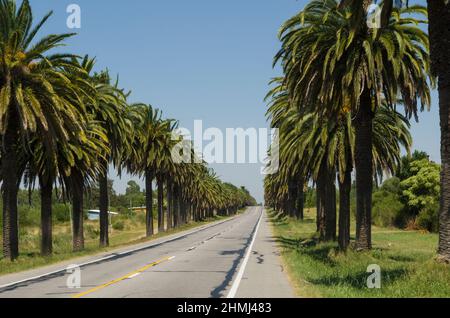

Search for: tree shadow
xmin=267 ymin=213 xmax=289 ymax=226
xmin=387 ymin=255 xmax=416 ymax=262
xmin=300 ymin=218 xmax=315 ymax=224
xmin=308 ymin=267 xmax=409 ymax=290
xmin=274 ymin=235 xmax=338 ymax=266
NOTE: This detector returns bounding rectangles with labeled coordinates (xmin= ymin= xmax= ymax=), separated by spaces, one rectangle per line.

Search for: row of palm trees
xmin=265 ymin=0 xmax=450 ymax=261
xmin=0 ymin=0 xmax=255 ymax=261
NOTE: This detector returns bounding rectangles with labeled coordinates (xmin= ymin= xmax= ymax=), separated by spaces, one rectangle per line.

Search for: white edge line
xmin=127 ymin=273 xmax=141 ymax=279
xmin=226 ymin=208 xmax=264 ymax=298
xmin=0 ymin=212 xmax=243 ymax=290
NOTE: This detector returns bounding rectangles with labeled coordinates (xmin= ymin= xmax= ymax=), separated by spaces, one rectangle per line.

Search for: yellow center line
xmin=72 ymin=256 xmax=175 ymax=298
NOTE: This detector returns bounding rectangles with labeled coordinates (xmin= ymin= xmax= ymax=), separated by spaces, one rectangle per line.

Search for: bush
xmin=85 ymin=224 xmax=99 ymax=239
xmin=135 ymin=212 xmax=146 ymax=224
xmin=372 ymin=191 xmax=404 ymax=228
xmin=112 ymin=220 xmax=125 ymax=231
xmin=53 ymin=203 xmax=71 ymax=223
xmin=416 ymin=203 xmax=439 ymax=232
xmin=18 ymin=205 xmax=40 ymax=227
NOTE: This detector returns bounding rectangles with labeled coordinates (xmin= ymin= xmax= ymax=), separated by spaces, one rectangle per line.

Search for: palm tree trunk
xmin=288 ymin=179 xmax=298 ymax=217
xmin=167 ymin=183 xmax=173 ymax=230
xmin=2 ymin=104 xmax=19 ymax=261
xmin=173 ymin=186 xmax=179 ymax=227
xmin=338 ymin=165 xmax=352 ymax=251
xmin=317 ymin=161 xmax=336 ymax=241
xmin=40 ymin=176 xmax=53 ymax=256
xmin=145 ymin=169 xmax=154 ymax=237
xmin=181 ymin=199 xmax=187 ymax=225
xmin=193 ymin=204 xmax=198 ymax=222
xmin=326 ymin=170 xmax=337 ymax=241
xmin=99 ymin=165 xmax=109 ymax=247
xmin=316 ymin=172 xmax=326 ymax=239
xmin=354 ymin=89 xmax=373 ymax=250
xmin=296 ymin=177 xmax=305 ymax=220
xmin=186 ymin=202 xmax=191 ymax=223
xmin=71 ymin=171 xmax=85 ymax=252
xmin=428 ymin=0 xmax=450 ymax=262
xmin=157 ymin=177 xmax=164 ymax=233
xmin=316 ymin=184 xmax=323 ymax=233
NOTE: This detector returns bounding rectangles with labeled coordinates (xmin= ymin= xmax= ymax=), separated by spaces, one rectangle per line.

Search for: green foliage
xmin=416 ymin=203 xmax=439 ymax=233
xmin=304 ymin=187 xmax=317 ymax=208
xmin=372 ymin=191 xmax=404 ymax=228
xmin=52 ymin=204 xmax=71 ymax=223
xmin=371 ymin=157 xmax=440 ymax=232
xmin=112 ymin=220 xmax=125 ymax=231
xmin=85 ymin=224 xmax=99 ymax=239
xmin=400 ymin=159 xmax=440 ymax=214
xmin=396 ymin=150 xmax=430 ymax=181
xmin=380 ymin=177 xmax=402 ymax=195
xmin=18 ymin=205 xmax=40 ymax=227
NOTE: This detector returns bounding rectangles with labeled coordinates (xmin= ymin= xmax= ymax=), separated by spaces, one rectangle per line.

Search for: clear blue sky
xmin=29 ymin=0 xmax=438 ymax=203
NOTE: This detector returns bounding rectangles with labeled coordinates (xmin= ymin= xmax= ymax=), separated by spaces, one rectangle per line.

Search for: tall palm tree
xmin=130 ymin=105 xmax=177 ymax=236
xmin=276 ymin=0 xmax=431 ymax=250
xmin=74 ymin=56 xmax=132 ymax=247
xmin=427 ymin=0 xmax=450 ymax=262
xmin=0 ymin=0 xmax=92 ymax=260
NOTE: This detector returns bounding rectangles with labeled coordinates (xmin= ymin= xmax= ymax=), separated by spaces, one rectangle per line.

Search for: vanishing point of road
xmin=0 ymin=207 xmax=294 ymax=298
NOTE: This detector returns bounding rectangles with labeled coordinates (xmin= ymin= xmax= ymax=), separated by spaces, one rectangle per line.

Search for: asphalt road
xmin=0 ymin=207 xmax=294 ymax=298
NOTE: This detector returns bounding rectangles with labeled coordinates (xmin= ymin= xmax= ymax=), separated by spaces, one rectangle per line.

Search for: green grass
xmin=0 ymin=213 xmax=236 ymax=276
xmin=269 ymin=208 xmax=450 ymax=298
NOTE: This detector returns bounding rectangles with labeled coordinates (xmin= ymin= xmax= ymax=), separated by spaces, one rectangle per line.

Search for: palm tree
xmin=64 ymin=119 xmax=108 ymax=252
xmin=0 ymin=0 xmax=93 ymax=260
xmin=74 ymin=56 xmax=132 ymax=247
xmin=276 ymin=0 xmax=431 ymax=250
xmin=130 ymin=105 xmax=178 ymax=235
xmin=427 ymin=0 xmax=450 ymax=262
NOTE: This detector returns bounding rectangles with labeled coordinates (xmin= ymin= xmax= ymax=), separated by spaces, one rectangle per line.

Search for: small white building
xmin=87 ymin=210 xmax=119 ymax=221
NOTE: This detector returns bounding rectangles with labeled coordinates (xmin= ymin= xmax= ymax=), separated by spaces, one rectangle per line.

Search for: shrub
xmin=372 ymin=191 xmax=404 ymax=228
xmin=18 ymin=205 xmax=40 ymax=227
xmin=416 ymin=203 xmax=439 ymax=232
xmin=53 ymin=203 xmax=71 ymax=223
xmin=112 ymin=220 xmax=125 ymax=231
xmin=400 ymin=159 xmax=440 ymax=214
xmin=135 ymin=212 xmax=146 ymax=224
xmin=85 ymin=224 xmax=100 ymax=239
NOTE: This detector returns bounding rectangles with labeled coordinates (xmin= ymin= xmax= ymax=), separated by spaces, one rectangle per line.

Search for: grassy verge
xmin=268 ymin=208 xmax=450 ymax=298
xmin=0 ymin=213 xmax=238 ymax=277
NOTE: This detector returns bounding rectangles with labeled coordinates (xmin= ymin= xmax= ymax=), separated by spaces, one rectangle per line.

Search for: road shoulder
xmin=234 ymin=209 xmax=295 ymax=298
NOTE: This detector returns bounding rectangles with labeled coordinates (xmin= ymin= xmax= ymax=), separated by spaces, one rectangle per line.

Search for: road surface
xmin=0 ymin=207 xmax=294 ymax=298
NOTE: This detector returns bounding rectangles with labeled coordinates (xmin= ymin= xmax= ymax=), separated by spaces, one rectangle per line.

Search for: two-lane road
xmin=0 ymin=207 xmax=294 ymax=298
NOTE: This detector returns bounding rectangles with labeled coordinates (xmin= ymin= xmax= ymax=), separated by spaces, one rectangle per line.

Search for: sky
xmin=29 ymin=0 xmax=438 ymax=203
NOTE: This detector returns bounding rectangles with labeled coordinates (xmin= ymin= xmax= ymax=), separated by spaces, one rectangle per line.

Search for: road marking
xmin=72 ymin=256 xmax=175 ymax=298
xmin=0 ymin=213 xmax=243 ymax=292
xmin=226 ymin=208 xmax=263 ymax=298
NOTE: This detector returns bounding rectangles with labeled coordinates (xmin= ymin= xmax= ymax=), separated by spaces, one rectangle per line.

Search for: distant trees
xmin=371 ymin=152 xmax=440 ymax=232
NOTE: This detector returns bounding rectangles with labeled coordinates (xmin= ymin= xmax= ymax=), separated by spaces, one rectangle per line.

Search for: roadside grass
xmin=0 ymin=213 xmax=236 ymax=276
xmin=268 ymin=208 xmax=450 ymax=298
